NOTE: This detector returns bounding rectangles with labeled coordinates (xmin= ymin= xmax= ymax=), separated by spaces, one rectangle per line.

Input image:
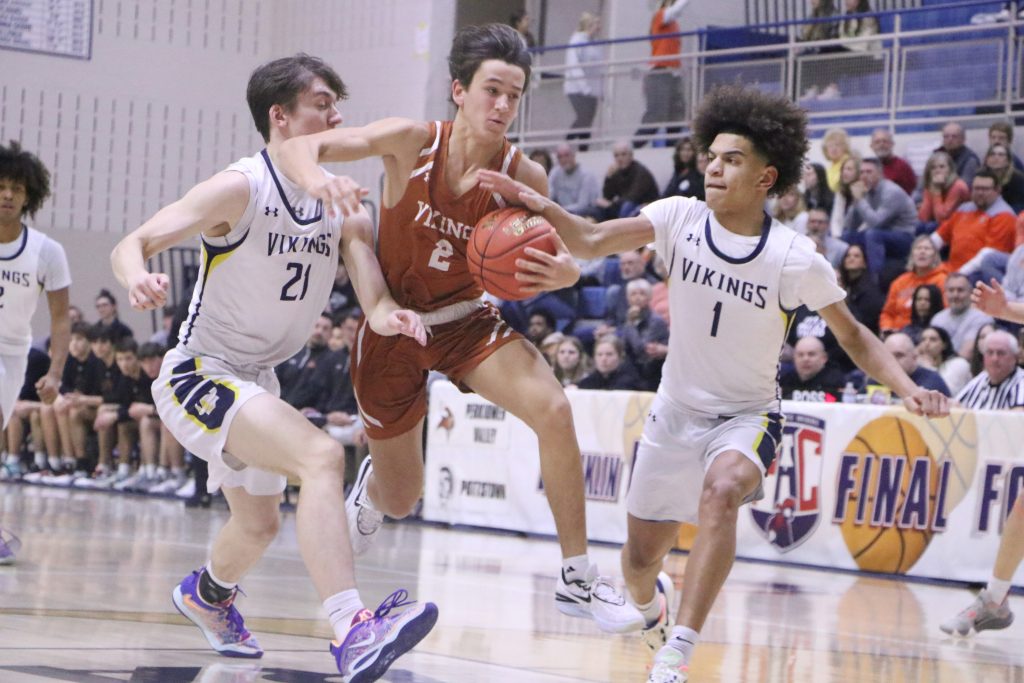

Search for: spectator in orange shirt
xmin=880 ymin=235 xmax=948 ymax=334
xmin=918 ymin=151 xmax=970 ymax=227
xmin=931 ymin=170 xmax=1016 ymax=275
xmin=634 ymin=0 xmax=689 ymax=148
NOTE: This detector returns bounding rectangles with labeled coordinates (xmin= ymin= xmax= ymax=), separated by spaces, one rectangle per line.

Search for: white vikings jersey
xmin=0 ymin=225 xmax=71 ymax=355
xmin=178 ymin=151 xmax=340 ymax=367
xmin=642 ymin=197 xmax=845 ymax=417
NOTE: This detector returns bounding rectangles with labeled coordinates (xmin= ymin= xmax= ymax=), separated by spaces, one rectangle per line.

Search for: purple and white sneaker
xmin=171 ymin=569 xmax=263 ymax=658
xmin=331 ymin=589 xmax=438 ymax=682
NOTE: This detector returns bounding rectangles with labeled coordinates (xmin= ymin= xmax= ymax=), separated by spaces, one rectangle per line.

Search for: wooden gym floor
xmin=0 ymin=483 xmax=1020 ymax=682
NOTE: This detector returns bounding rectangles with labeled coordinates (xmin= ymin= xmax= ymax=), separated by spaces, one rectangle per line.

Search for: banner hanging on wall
xmin=423 ymin=381 xmax=1024 ymax=584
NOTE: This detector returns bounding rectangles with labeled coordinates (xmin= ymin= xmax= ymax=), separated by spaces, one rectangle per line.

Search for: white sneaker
xmin=648 ymin=647 xmax=688 ymax=683
xmin=113 ymin=471 xmax=145 ymax=491
xmin=555 ymin=564 xmax=644 ymax=634
xmin=345 ymin=457 xmax=384 ymax=556
xmin=175 ymin=478 xmax=196 ymax=499
xmin=642 ymin=572 xmax=676 ymax=652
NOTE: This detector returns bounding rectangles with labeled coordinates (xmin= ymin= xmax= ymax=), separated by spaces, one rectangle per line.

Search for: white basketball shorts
xmin=153 ymin=347 xmax=286 ymax=496
xmin=626 ymin=392 xmax=783 ymax=524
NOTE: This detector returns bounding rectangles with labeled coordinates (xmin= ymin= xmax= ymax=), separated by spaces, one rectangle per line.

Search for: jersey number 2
xmin=710 ymin=301 xmax=722 ymax=337
xmin=281 ymin=262 xmax=311 ymax=301
xmin=428 ymin=239 xmax=453 ymax=271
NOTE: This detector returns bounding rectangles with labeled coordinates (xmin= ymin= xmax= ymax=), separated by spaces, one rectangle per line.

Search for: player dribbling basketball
xmin=278 ymin=24 xmax=644 ymax=633
xmin=480 ymin=85 xmax=949 ymax=683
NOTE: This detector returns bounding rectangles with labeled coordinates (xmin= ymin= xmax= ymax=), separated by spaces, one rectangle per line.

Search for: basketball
xmin=467 ymin=207 xmax=559 ymax=301
xmin=838 ymin=416 xmax=938 ymax=574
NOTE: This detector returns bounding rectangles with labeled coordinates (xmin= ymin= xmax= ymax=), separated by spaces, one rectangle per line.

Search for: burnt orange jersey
xmin=377 ymin=120 xmax=522 ymax=312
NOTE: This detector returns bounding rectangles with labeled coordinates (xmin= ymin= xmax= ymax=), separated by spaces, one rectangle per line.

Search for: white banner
xmin=423 ymin=381 xmax=651 ymax=544
xmin=423 ymin=382 xmax=1024 ymax=584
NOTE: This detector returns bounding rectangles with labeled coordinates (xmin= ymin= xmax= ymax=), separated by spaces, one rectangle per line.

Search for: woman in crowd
xmin=901 ymin=283 xmax=945 ymax=343
xmin=577 ymin=336 xmax=643 ymax=391
xmin=917 ymin=325 xmax=972 ymax=396
xmin=838 ymin=244 xmax=884 ymax=335
xmin=918 ymin=151 xmax=970 ymax=226
xmin=800 ymin=0 xmax=839 ymax=42
xmin=661 ymin=137 xmax=704 ymax=200
xmin=984 ymin=143 xmax=1024 ymax=212
xmin=553 ymin=336 xmax=593 ymax=389
xmin=839 ymin=0 xmax=880 ymax=52
xmin=822 ymin=127 xmax=852 ymax=192
xmin=830 ymin=153 xmax=862 ymax=238
xmin=879 ymin=235 xmax=948 ymax=335
xmin=803 ymin=162 xmax=834 ymax=214
xmin=564 ymin=11 xmax=605 ymax=151
xmin=771 ymin=186 xmax=809 ymax=234
xmin=529 ymin=148 xmax=553 ymax=176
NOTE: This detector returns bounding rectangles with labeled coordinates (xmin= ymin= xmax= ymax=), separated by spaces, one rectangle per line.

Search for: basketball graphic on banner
xmin=838 ymin=416 xmax=939 ymax=574
xmin=915 ymin=409 xmax=977 ymax=511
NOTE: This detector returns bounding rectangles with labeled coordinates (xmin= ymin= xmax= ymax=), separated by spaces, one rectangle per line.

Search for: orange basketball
xmin=839 ymin=416 xmax=938 ymax=574
xmin=467 ymin=207 xmax=558 ymax=301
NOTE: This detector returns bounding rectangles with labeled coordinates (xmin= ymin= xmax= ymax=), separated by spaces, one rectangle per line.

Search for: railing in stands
xmin=745 ymin=0 xmax=921 ymax=30
xmin=517 ymin=0 xmax=1016 ymax=149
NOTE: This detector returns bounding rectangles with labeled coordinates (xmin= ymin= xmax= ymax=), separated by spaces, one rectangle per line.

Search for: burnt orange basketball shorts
xmin=351 ymin=304 xmax=524 ymax=440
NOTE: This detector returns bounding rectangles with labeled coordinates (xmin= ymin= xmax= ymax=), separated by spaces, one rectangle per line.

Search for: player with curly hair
xmin=479 ymin=84 xmax=949 ymax=683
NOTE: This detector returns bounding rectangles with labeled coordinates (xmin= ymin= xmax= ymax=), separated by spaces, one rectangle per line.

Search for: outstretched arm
xmin=110 ymin=171 xmax=251 ymax=311
xmin=340 ymin=207 xmax=426 ymax=346
xmin=973 ymin=279 xmax=1024 ymax=324
xmin=478 ymin=170 xmax=654 ymax=259
xmin=819 ymin=300 xmax=948 ymax=417
xmin=277 ymin=118 xmax=430 ymax=216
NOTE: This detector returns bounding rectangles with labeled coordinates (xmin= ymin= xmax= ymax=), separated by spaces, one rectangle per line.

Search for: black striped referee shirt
xmin=956 ymin=367 xmax=1024 ymax=410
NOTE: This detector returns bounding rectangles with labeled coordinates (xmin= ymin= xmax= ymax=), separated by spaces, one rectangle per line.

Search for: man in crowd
xmin=931 ymin=170 xmax=1016 ymax=275
xmin=780 ymin=337 xmax=846 ymax=401
xmin=937 ymin=121 xmax=981 ymax=186
xmin=596 ymin=142 xmax=659 ymax=220
xmin=870 ymin=128 xmax=916 ymax=195
xmin=549 ymin=144 xmax=600 ymax=218
xmin=806 ymin=207 xmax=848 ymax=269
xmin=955 ymin=329 xmax=1024 ymax=409
xmin=931 ymin=273 xmax=995 ymax=358
xmin=842 ymin=158 xmax=917 ymax=273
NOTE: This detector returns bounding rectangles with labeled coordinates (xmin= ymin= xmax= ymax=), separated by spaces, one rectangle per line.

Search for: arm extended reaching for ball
xmin=478 ymin=170 xmax=655 ymax=259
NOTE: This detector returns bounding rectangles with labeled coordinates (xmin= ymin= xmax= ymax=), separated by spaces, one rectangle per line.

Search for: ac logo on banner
xmin=750 ymin=413 xmax=824 ymax=552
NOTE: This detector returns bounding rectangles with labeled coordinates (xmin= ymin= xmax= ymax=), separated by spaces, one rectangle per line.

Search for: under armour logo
xmin=264 ymin=206 xmax=279 ymax=217
xmin=296 ymin=206 xmax=305 ymax=217
xmin=686 ymin=233 xmax=700 ymax=246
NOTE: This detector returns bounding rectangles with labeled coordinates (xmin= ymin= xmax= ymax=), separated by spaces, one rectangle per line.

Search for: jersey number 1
xmin=710 ymin=301 xmax=722 ymax=337
xmin=281 ymin=262 xmax=311 ymax=301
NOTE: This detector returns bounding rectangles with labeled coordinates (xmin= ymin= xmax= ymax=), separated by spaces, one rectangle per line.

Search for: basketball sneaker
xmin=641 ymin=572 xmax=676 ymax=652
xmin=939 ymin=591 xmax=1014 ymax=637
xmin=0 ymin=528 xmax=21 ymax=566
xmin=555 ymin=564 xmax=645 ymax=633
xmin=647 ymin=647 xmax=688 ymax=683
xmin=330 ymin=588 xmax=438 ymax=682
xmin=171 ymin=569 xmax=263 ymax=658
xmin=345 ymin=457 xmax=384 ymax=556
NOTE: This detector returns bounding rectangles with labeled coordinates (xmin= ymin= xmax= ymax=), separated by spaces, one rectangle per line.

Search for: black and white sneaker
xmin=345 ymin=457 xmax=384 ymax=556
xmin=555 ymin=564 xmax=644 ymax=633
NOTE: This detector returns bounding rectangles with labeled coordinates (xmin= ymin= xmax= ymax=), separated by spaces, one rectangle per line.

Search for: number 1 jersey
xmin=642 ymin=196 xmax=846 ymax=417
xmin=177 ymin=150 xmax=338 ymax=368
xmin=377 ymin=120 xmax=521 ymax=312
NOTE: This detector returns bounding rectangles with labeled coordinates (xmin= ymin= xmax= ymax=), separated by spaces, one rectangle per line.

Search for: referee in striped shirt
xmin=958 ymin=281 xmax=1024 ymax=410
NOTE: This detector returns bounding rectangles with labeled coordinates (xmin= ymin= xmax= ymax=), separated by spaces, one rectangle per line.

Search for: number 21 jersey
xmin=178 ymin=151 xmax=338 ymax=367
xmin=642 ymin=196 xmax=846 ymax=417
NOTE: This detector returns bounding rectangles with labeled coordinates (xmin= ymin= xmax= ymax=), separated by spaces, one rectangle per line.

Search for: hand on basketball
xmin=972 ymin=279 xmax=1010 ymax=319
xmin=35 ymin=374 xmax=60 ymax=405
xmin=514 ymin=229 xmax=580 ymax=292
xmin=902 ymin=387 xmax=949 ymax=419
xmin=128 ymin=272 xmax=170 ymax=310
xmin=477 ymin=170 xmax=548 ymax=213
xmin=307 ymin=174 xmax=369 ymax=220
